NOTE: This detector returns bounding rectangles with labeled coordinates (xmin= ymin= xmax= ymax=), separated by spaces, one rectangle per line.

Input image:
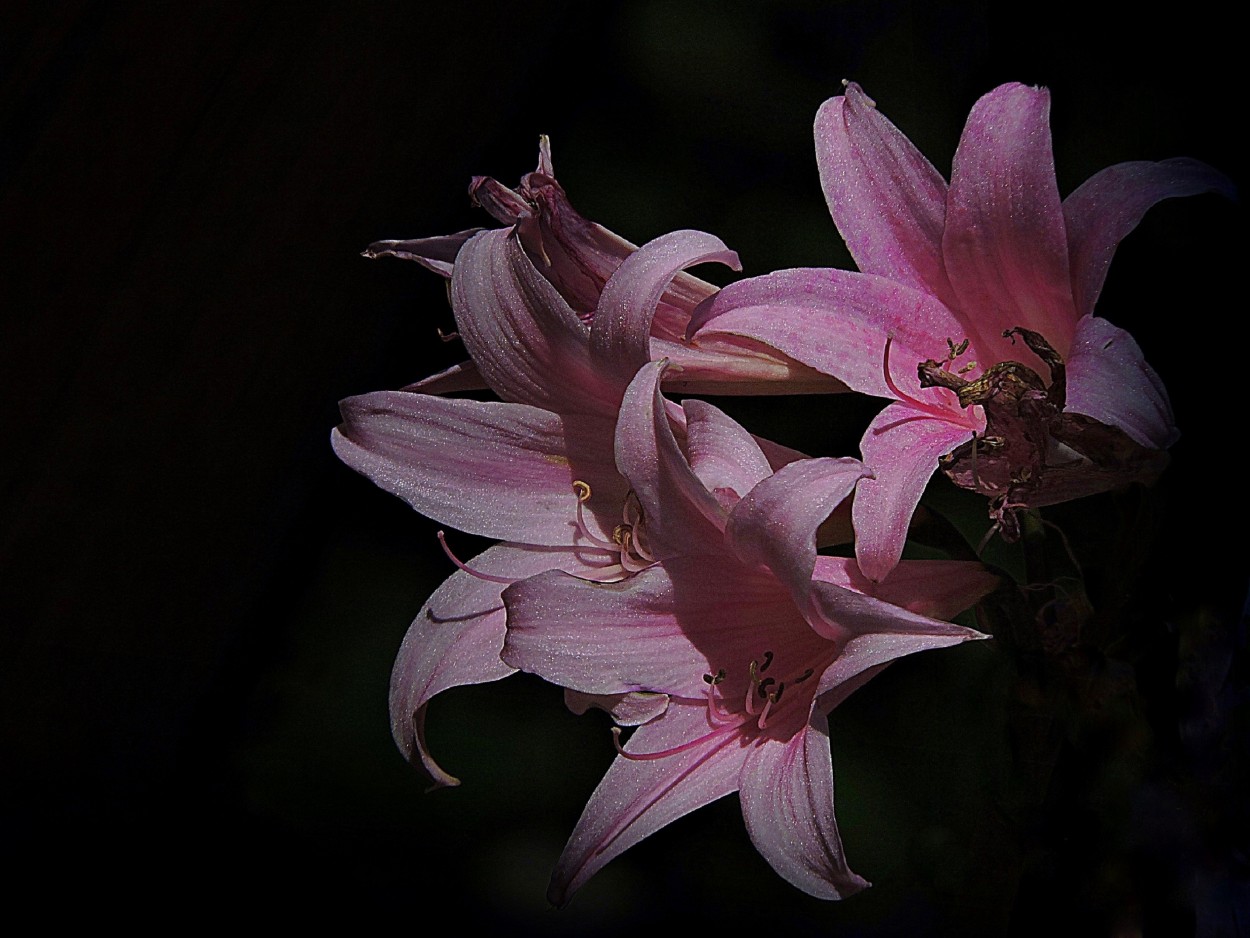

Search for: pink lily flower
xmin=334 ymin=230 xmax=786 ymax=787
xmin=366 ymin=137 xmax=837 ymax=396
xmin=689 ymin=82 xmax=1234 ymax=579
xmin=501 ymin=361 xmax=999 ymax=903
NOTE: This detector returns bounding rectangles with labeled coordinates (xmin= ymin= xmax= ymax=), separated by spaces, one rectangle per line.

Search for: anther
xmin=758 ymin=651 xmax=774 ymax=673
xmin=702 ymin=668 xmax=726 ymax=685
xmin=757 ymin=677 xmax=776 ymax=699
xmin=792 ymin=668 xmax=814 ymax=685
xmin=572 ymin=480 xmax=592 ymax=502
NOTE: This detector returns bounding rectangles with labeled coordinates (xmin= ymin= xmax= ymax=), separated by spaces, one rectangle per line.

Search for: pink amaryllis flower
xmin=334 ymin=229 xmax=782 ymax=787
xmin=501 ymin=361 xmax=999 ymax=902
xmin=367 ymin=137 xmax=836 ymax=396
xmin=689 ymin=81 xmax=1233 ymax=579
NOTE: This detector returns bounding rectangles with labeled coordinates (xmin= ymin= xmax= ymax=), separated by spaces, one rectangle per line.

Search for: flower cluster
xmin=333 ymin=82 xmax=1229 ymax=903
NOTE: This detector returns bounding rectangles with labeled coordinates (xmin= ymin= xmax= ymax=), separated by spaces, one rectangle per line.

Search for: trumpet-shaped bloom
xmin=367 ymin=138 xmax=837 ymax=396
xmin=334 ymin=230 xmax=797 ymax=786
xmin=690 ymin=82 xmax=1233 ymax=578
xmin=501 ymin=362 xmax=998 ymax=902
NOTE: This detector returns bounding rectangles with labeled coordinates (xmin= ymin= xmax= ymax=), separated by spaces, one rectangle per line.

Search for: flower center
xmin=610 ymin=651 xmax=819 ymax=762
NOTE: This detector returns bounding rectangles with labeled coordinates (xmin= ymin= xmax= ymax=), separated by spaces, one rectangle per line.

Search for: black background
xmin=2 ymin=2 xmax=1244 ymax=933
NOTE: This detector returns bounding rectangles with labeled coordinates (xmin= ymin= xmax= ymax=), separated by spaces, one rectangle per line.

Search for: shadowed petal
xmin=547 ymin=698 xmax=748 ymax=907
xmin=1065 ymin=315 xmax=1178 ymax=448
xmin=1064 ymin=157 xmax=1236 ymax=318
xmin=332 ymin=391 xmax=623 ymax=545
xmin=853 ymin=402 xmax=984 ymax=581
xmin=944 ymin=83 xmax=1078 ymax=360
xmin=390 ymin=544 xmax=603 ymax=788
xmin=813 ymin=555 xmax=1000 ymax=621
xmin=740 ymin=712 xmax=869 ymax=899
xmin=815 ymin=82 xmax=952 ymax=302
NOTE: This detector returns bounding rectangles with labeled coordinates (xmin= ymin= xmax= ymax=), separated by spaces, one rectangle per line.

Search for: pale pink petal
xmin=1065 ymin=314 xmax=1178 ymax=448
xmin=688 ymin=267 xmax=969 ymax=397
xmin=450 ymin=229 xmax=617 ymax=414
xmin=813 ymin=555 xmax=999 ymax=621
xmin=681 ymin=398 xmax=774 ymax=506
xmin=853 ymin=402 xmax=983 ymax=581
xmin=615 ymin=362 xmax=728 ymax=556
xmin=590 ymin=230 xmax=740 ymax=386
xmin=739 ymin=712 xmax=869 ymax=899
xmin=815 ymin=82 xmax=952 ymax=302
xmin=727 ymin=457 xmax=866 ymax=611
xmin=943 ymin=83 xmax=1079 ymax=359
xmin=1064 ymin=157 xmax=1235 ymax=319
xmin=363 ymin=228 xmax=483 ymax=277
xmin=547 ymin=698 xmax=749 ymax=906
xmin=332 ymin=391 xmax=624 ymax=545
xmin=502 ymin=560 xmax=803 ymax=702
xmin=563 ymin=689 xmax=670 ymax=726
xmin=389 ymin=544 xmax=601 ymax=788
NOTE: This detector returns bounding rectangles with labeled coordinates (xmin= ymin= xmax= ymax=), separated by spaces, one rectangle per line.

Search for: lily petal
xmin=547 ymin=698 xmax=747 ymax=907
xmin=615 ymin=362 xmax=728 ymax=556
xmin=740 ymin=711 xmax=869 ymax=899
xmin=727 ymin=456 xmax=866 ymax=612
xmin=688 ymin=267 xmax=968 ymax=398
xmin=814 ymin=81 xmax=952 ymax=303
xmin=563 ymin=689 xmax=671 ymax=727
xmin=364 ymin=228 xmax=483 ymax=277
xmin=682 ymin=398 xmax=775 ymax=507
xmin=590 ymin=229 xmax=740 ymax=387
xmin=502 ymin=561 xmax=802 ymax=701
xmin=1065 ymin=314 xmax=1179 ymax=449
xmin=450 ymin=229 xmax=616 ymax=414
xmin=943 ymin=83 xmax=1078 ymax=360
xmin=813 ymin=555 xmax=1000 ymax=621
xmin=1064 ymin=157 xmax=1236 ymax=319
xmin=332 ymin=391 xmax=624 ymax=545
xmin=853 ymin=402 xmax=983 ymax=581
xmin=390 ymin=544 xmax=602 ymax=788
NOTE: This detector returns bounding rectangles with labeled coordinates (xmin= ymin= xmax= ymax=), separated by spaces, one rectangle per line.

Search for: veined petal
xmin=615 ymin=362 xmax=728 ymax=556
xmin=547 ymin=698 xmax=747 ymax=907
xmin=502 ymin=560 xmax=805 ymax=702
xmin=727 ymin=457 xmax=866 ymax=612
xmin=390 ymin=544 xmax=601 ymax=788
xmin=815 ymin=82 xmax=952 ymax=302
xmin=652 ymin=333 xmax=843 ymax=395
xmin=740 ymin=712 xmax=869 ymax=899
xmin=1065 ymin=315 xmax=1178 ymax=449
xmin=590 ymin=230 xmax=740 ymax=386
xmin=682 ymin=398 xmax=775 ymax=507
xmin=813 ymin=555 xmax=999 ymax=621
xmin=943 ymin=83 xmax=1078 ymax=359
xmin=688 ymin=267 xmax=968 ymax=398
xmin=364 ymin=228 xmax=483 ymax=277
xmin=1064 ymin=157 xmax=1236 ymax=319
xmin=332 ymin=391 xmax=624 ymax=545
xmin=450 ymin=229 xmax=617 ymax=414
xmin=853 ymin=402 xmax=983 ymax=581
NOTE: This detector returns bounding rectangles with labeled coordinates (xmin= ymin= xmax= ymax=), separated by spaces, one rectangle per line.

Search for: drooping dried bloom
xmin=690 ymin=82 xmax=1233 ymax=577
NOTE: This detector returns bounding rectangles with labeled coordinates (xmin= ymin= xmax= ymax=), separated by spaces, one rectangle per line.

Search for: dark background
xmin=2 ymin=2 xmax=1244 ymax=933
